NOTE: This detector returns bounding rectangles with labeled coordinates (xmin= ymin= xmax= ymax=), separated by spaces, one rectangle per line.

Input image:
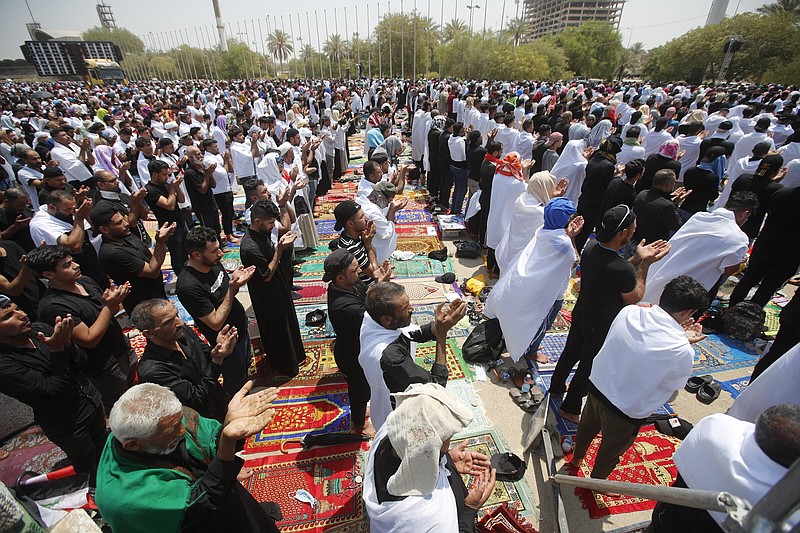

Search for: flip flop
xmin=685 ymin=375 xmax=713 ymax=393
xmin=697 ymin=381 xmax=722 ymax=404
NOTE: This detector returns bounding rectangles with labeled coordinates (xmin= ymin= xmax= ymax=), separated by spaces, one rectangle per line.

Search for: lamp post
xmin=466 ymin=4 xmax=481 ymax=34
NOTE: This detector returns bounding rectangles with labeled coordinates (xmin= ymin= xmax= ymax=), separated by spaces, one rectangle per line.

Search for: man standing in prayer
xmin=574 ymin=137 xmax=623 ymax=252
xmin=334 ymin=200 xmax=382 ymax=287
xmin=570 ymin=276 xmax=709 ymax=479
xmin=240 ymin=199 xmax=306 ymax=377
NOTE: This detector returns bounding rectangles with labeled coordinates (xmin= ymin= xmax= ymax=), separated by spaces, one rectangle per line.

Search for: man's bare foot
xmin=365 ymin=406 xmax=370 ymax=419
xmin=0 ymin=450 xmax=8 ymax=460
xmin=237 ymin=468 xmax=254 ymax=482
xmin=227 ymin=235 xmax=241 ymax=244
xmin=535 ymin=352 xmax=550 ymax=364
xmin=559 ymin=408 xmax=581 ymax=424
xmin=353 ymin=420 xmax=376 ymax=438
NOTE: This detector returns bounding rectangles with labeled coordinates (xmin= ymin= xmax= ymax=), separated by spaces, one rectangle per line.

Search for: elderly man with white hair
xmin=95 ymin=381 xmax=282 ymax=533
xmin=363 ymin=382 xmax=496 ymax=533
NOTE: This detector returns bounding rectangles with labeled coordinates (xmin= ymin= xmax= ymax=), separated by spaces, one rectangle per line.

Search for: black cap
xmin=89 ymin=202 xmax=122 ymax=228
xmin=333 ymin=200 xmax=361 ymax=231
xmin=595 ymin=205 xmax=635 ymax=242
xmin=322 ymin=248 xmax=356 ymax=282
xmin=754 ymin=117 xmax=772 ymax=132
xmin=701 ymin=146 xmax=726 ymax=163
xmin=717 ymin=120 xmax=733 ymax=131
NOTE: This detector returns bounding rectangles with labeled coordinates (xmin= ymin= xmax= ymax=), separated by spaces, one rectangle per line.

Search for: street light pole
xmin=466 ymin=4 xmax=481 ymax=34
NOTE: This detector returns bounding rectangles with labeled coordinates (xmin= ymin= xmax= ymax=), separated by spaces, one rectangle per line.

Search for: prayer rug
xmin=411 ymin=303 xmax=472 ymax=338
xmin=161 ymin=269 xmax=175 ymax=285
xmin=414 ymin=338 xmax=475 ymax=381
xmin=764 ymin=303 xmax=781 ymax=336
xmin=720 ymin=376 xmax=750 ymax=399
xmin=293 ymin=280 xmax=328 ymax=306
xmin=547 ymin=310 xmax=573 ymax=333
xmin=314 ymin=219 xmax=338 ymax=235
xmin=255 ymin=339 xmax=343 ymax=385
xmin=393 ymin=277 xmax=453 ymax=305
xmin=453 ymin=429 xmax=536 ymax=520
xmin=293 ymin=305 xmax=336 ymax=341
xmin=536 ymin=372 xmax=674 ymax=437
xmin=690 ymin=334 xmax=760 ymax=376
xmin=447 ymin=380 xmax=493 ymax=438
xmin=389 ymin=256 xmax=454 ymax=278
xmin=244 ymin=382 xmax=351 ymax=454
xmin=123 ymin=327 xmax=148 ymax=360
xmin=477 ymin=503 xmax=539 ymax=533
xmin=167 ymin=295 xmax=195 ymax=325
xmin=314 ymin=202 xmax=338 ymax=219
xmin=534 ymin=333 xmax=569 ymax=373
xmin=297 ymin=259 xmax=326 ymax=279
xmin=395 ymin=236 xmax=446 ymax=255
xmin=222 ymin=241 xmax=242 ymax=271
xmin=242 ymin=442 xmax=369 ymax=533
xmin=395 ymin=209 xmax=433 ymax=224
xmin=563 ymin=425 xmax=682 ymax=518
xmin=395 ymin=223 xmax=439 ymax=237
xmin=0 ymin=426 xmax=68 ymax=487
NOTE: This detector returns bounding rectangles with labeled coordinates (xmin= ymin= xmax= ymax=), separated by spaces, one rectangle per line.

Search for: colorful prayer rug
xmin=242 ymin=443 xmax=369 ymax=533
xmin=293 ymin=306 xmax=336 ymax=342
xmin=393 ymin=277 xmax=453 ymax=305
xmin=167 ymin=295 xmax=195 ymax=325
xmin=720 ymin=376 xmax=750 ymax=399
xmin=411 ymin=304 xmax=472 ymax=338
xmin=255 ymin=339 xmax=343 ymax=385
xmin=395 ymin=223 xmax=440 ymax=237
xmin=0 ymin=426 xmax=68 ymax=486
xmin=395 ymin=209 xmax=433 ymax=224
xmin=245 ymin=382 xmax=352 ymax=454
xmin=161 ymin=269 xmax=175 ymax=285
xmin=293 ymin=280 xmax=329 ymax=306
xmin=691 ymin=333 xmax=760 ymax=376
xmin=453 ymin=429 xmax=536 ymax=520
xmin=222 ymin=241 xmax=242 ymax=271
xmin=564 ymin=425 xmax=682 ymax=518
xmin=414 ymin=338 xmax=475 ymax=381
xmin=314 ymin=219 xmax=339 ymax=235
xmin=447 ymin=380 xmax=493 ymax=438
xmin=534 ymin=333 xmax=569 ymax=373
xmin=764 ymin=303 xmax=781 ymax=336
xmin=477 ymin=503 xmax=539 ymax=533
xmin=389 ymin=256 xmax=454 ymax=278
xmin=395 ymin=236 xmax=446 ymax=255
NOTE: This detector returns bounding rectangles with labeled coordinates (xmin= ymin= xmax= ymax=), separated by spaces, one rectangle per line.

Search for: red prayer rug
xmin=244 ymin=382 xmax=352 ymax=454
xmin=242 ymin=442 xmax=369 ymax=532
xmin=254 ymin=339 xmax=343 ymax=384
xmin=564 ymin=425 xmax=682 ymax=518
xmin=477 ymin=503 xmax=539 ymax=533
xmin=293 ymin=280 xmax=329 ymax=306
xmin=395 ymin=223 xmax=439 ymax=237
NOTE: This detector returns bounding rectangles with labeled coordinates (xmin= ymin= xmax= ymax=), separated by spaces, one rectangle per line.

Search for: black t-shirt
xmin=38 ymin=183 xmax=75 ymax=207
xmin=176 ymin=263 xmax=248 ymax=345
xmin=639 ymin=155 xmax=682 ymax=193
xmin=38 ymin=277 xmax=130 ymax=377
xmin=757 ymin=185 xmax=800 ymax=251
xmin=573 ymin=240 xmax=637 ymax=323
xmin=632 ymin=188 xmax=682 ymax=244
xmin=0 ymin=241 xmax=44 ymax=319
xmin=579 ymin=156 xmax=616 ymax=212
xmin=731 ymin=174 xmax=783 ymax=239
xmin=91 ymin=191 xmax=151 ymax=246
xmin=681 ymin=167 xmax=719 ymax=214
xmin=98 ymin=235 xmax=166 ymax=315
xmin=327 ymin=280 xmax=367 ymax=360
xmin=183 ymin=166 xmax=218 ymax=213
xmin=597 ymin=178 xmax=636 ymax=226
xmin=0 ymin=207 xmax=36 ymax=251
xmin=145 ymin=182 xmax=182 ymax=226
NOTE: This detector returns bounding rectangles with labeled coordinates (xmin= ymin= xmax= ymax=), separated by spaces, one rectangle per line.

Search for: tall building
xmin=521 ymin=0 xmax=626 ymax=41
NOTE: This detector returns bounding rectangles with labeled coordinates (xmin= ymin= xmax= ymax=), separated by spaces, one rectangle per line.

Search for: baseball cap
xmin=595 ymin=205 xmax=636 ymax=242
xmin=333 ymin=200 xmax=361 ymax=231
xmin=322 ymin=248 xmax=356 ymax=282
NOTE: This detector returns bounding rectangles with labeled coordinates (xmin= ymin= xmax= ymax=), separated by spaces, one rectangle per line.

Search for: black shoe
xmin=292 ymin=271 xmax=302 ymax=277
xmin=292 ymin=285 xmax=302 ymax=291
xmin=292 ymin=291 xmax=302 ymax=300
xmin=293 ymin=259 xmax=306 ymax=266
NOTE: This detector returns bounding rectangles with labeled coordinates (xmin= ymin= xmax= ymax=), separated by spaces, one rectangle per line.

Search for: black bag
xmin=723 ymin=301 xmax=765 ymax=341
xmin=454 ymin=240 xmax=482 ymax=259
xmin=462 ymin=318 xmax=505 ymax=364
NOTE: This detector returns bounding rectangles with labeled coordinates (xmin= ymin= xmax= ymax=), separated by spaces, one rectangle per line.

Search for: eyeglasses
xmin=613 ymin=205 xmax=632 ymax=234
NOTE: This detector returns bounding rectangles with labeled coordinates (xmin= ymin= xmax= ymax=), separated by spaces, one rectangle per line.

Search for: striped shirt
xmin=337 ymin=233 xmax=374 ymax=286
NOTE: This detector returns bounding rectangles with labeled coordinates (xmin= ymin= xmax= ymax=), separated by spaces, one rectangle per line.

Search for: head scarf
xmin=657 ymin=139 xmax=680 ymax=160
xmin=380 ymin=136 xmax=403 ymax=164
xmin=665 ymin=107 xmax=677 ymax=120
xmin=527 ymin=171 xmax=557 ymax=204
xmin=385 ymin=383 xmax=473 ymax=496
xmin=596 ymin=136 xmax=623 ymax=164
xmin=543 ymin=197 xmax=576 ymax=230
xmin=495 ymin=151 xmax=524 ymax=180
xmin=585 ymin=118 xmax=613 ymax=148
xmin=697 ymin=146 xmax=727 ymax=180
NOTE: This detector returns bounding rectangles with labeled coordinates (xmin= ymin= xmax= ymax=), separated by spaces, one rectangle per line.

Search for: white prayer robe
xmin=485 ymin=172 xmax=526 ymax=250
xmin=726 ymin=131 xmax=775 ymax=174
xmin=363 ymin=426 xmax=459 ymax=533
xmin=728 ymin=343 xmax=800 ymax=424
xmin=642 ymin=129 xmax=674 ymax=159
xmin=590 ymin=304 xmax=694 ymax=419
xmin=493 ymin=192 xmax=544 ymax=276
xmin=484 ymin=227 xmax=576 ymax=361
xmin=713 ymin=156 xmax=761 ymax=211
xmin=550 ymin=140 xmax=587 ymax=205
xmin=641 ymin=208 xmax=748 ymax=305
xmin=411 ymin=110 xmax=431 ymax=163
xmin=361 ymin=200 xmax=398 ymax=264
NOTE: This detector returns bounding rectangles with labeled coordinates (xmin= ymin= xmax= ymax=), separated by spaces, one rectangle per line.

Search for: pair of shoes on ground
xmin=685 ymin=375 xmax=721 ymax=403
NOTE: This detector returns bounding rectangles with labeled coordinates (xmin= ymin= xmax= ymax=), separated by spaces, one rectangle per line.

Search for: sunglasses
xmin=613 ymin=205 xmax=633 ymax=234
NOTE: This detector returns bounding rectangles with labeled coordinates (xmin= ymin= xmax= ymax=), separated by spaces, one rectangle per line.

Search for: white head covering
xmin=278 ymin=142 xmax=292 ymax=156
xmin=385 ymin=383 xmax=473 ymax=497
xmin=550 ymin=139 xmax=588 ymax=204
xmin=585 ymin=119 xmax=613 ymax=148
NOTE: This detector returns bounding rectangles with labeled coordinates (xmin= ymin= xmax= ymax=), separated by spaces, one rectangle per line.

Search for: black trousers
xmin=439 ymin=165 xmax=454 ymax=207
xmin=750 ymin=312 xmax=800 ymax=382
xmin=574 ymin=207 xmax=600 ymax=254
xmin=167 ymin=221 xmax=189 ymax=274
xmin=729 ymin=240 xmax=800 ymax=307
xmin=428 ymin=161 xmax=441 ymax=198
xmin=215 ymin=191 xmax=235 ymax=235
xmin=46 ymin=406 xmax=107 ymax=482
xmin=195 ymin=206 xmax=222 ymax=238
xmin=549 ymin=312 xmax=612 ymax=415
xmin=334 ymin=349 xmax=371 ymax=427
xmin=646 ymin=476 xmax=723 ymax=533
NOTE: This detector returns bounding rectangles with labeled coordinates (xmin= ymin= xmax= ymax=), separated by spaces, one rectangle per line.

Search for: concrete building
xmin=521 ymin=0 xmax=626 ymax=41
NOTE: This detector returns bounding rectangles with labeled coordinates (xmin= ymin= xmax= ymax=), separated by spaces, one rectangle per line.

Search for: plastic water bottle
xmin=562 ymin=436 xmax=574 ymax=453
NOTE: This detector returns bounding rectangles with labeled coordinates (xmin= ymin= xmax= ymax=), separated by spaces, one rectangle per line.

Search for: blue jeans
xmin=449 ymin=165 xmax=469 ymax=215
xmin=523 ymin=299 xmax=564 ymax=360
xmin=221 ymin=328 xmax=252 ymax=397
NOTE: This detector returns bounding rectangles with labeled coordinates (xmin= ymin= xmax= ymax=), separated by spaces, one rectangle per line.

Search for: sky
xmin=2 ymin=0 xmax=769 ymax=60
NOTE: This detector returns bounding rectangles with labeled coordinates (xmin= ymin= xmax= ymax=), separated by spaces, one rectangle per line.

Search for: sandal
xmin=697 ymin=381 xmax=722 ymax=404
xmin=685 ymin=375 xmax=712 ymax=393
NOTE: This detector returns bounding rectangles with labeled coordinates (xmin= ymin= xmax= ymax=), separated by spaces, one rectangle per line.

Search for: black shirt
xmin=681 ymin=167 xmax=719 ymax=214
xmin=327 ymin=280 xmax=367 ymax=361
xmin=145 ymin=181 xmax=182 ymax=226
xmin=137 ymin=325 xmax=228 ymax=423
xmin=427 ymin=128 xmax=441 ymax=171
xmin=0 ymin=323 xmax=102 ymax=434
xmin=38 ymin=277 xmax=130 ymax=377
xmin=0 ymin=241 xmax=44 ymax=320
xmin=38 ymin=183 xmax=75 ymax=207
xmin=184 ymin=166 xmax=218 ymax=213
xmin=731 ymin=173 xmax=784 ymax=239
xmin=572 ymin=240 xmax=637 ymax=323
xmin=633 ymin=188 xmax=682 ymax=244
xmin=438 ymin=131 xmax=453 ymax=169
xmin=755 ymin=184 xmax=800 ymax=252
xmin=336 ymin=233 xmax=374 ymax=286
xmin=98 ymin=235 xmax=166 ymax=315
xmin=579 ymin=155 xmax=617 ymax=213
xmin=176 ymin=263 xmax=248 ymax=345
xmin=380 ymin=323 xmax=447 ymax=395
xmin=0 ymin=206 xmax=36 ymax=251
xmin=597 ymin=178 xmax=637 ymax=227
xmin=466 ymin=144 xmax=487 ymax=182
xmin=698 ymin=137 xmax=735 ymax=161
xmin=639 ymin=155 xmax=682 ymax=193
xmin=91 ymin=190 xmax=151 ymax=246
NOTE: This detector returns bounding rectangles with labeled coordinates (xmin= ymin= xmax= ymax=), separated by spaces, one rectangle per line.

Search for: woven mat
xmin=242 ymin=442 xmax=369 ymax=533
xmin=292 ymin=306 xmax=336 ymax=342
xmin=764 ymin=303 xmax=781 ymax=336
xmin=396 ymin=236 xmax=445 ymax=255
xmin=720 ymin=376 xmax=750 ymax=399
xmin=414 ymin=338 xmax=475 ymax=381
xmin=0 ymin=425 xmax=68 ymax=486
xmin=411 ymin=303 xmax=472 ymax=338
xmin=453 ymin=429 xmax=536 ymax=520
xmin=691 ymin=333 xmax=760 ymax=376
xmin=391 ymin=277 xmax=453 ymax=305
xmin=395 ymin=223 xmax=440 ymax=237
xmin=390 ymin=256 xmax=454 ymax=278
xmin=533 ymin=333 xmax=569 ymax=373
xmin=564 ymin=425 xmax=682 ymax=518
xmin=244 ymin=381 xmax=352 ymax=454
xmin=448 ymin=380 xmax=492 ymax=438
xmin=255 ymin=339 xmax=343 ymax=385
xmin=396 ymin=209 xmax=433 ymax=224
xmin=293 ymin=280 xmax=329 ymax=306
xmin=477 ymin=503 xmax=539 ymax=533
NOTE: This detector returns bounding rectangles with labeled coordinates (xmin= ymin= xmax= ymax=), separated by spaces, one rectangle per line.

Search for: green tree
xmin=554 ymin=21 xmax=623 ymax=79
xmin=756 ymin=0 xmax=800 ymax=16
xmin=218 ymin=40 xmax=265 ymax=79
xmin=81 ymin=27 xmax=145 ymax=54
xmin=441 ymin=19 xmax=468 ymax=42
xmin=373 ymin=12 xmax=440 ymax=78
xmin=324 ymin=34 xmax=348 ymax=78
xmin=267 ymin=30 xmax=293 ymax=77
xmin=503 ymin=17 xmax=529 ymax=47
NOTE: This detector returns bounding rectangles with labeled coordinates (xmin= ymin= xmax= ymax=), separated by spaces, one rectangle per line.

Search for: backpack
xmin=723 ymin=301 xmax=765 ymax=341
xmin=462 ymin=318 xmax=505 ymax=364
xmin=454 ymin=240 xmax=482 ymax=259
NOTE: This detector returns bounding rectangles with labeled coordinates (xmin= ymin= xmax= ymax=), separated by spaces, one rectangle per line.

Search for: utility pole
xmin=212 ymin=0 xmax=228 ymax=52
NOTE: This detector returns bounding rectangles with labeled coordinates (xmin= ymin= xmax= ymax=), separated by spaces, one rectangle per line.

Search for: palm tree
xmin=756 ymin=0 xmax=800 ymax=15
xmin=300 ymin=44 xmax=318 ymax=78
xmin=324 ymin=34 xmax=348 ymax=78
xmin=504 ymin=17 xmax=529 ymax=47
xmin=441 ymin=19 xmax=468 ymax=42
xmin=267 ymin=30 xmax=293 ymax=77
